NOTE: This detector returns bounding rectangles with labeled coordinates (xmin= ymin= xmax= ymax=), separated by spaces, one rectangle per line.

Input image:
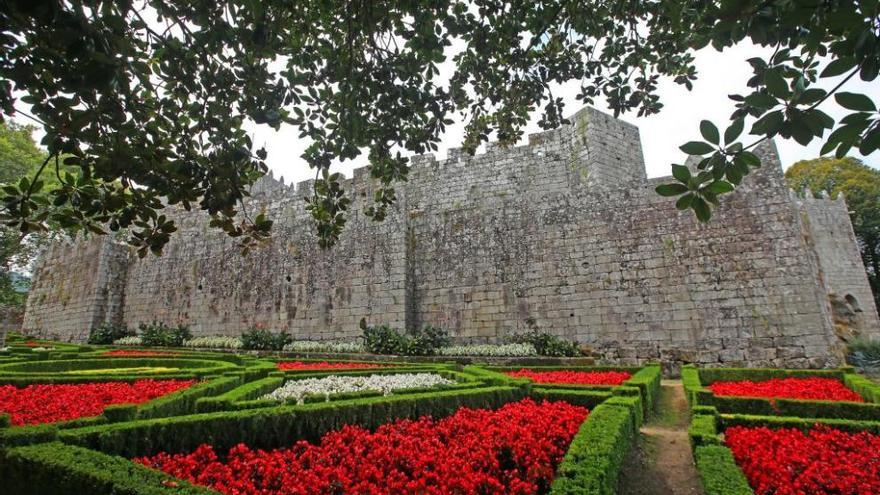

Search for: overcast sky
xmin=13 ymin=40 xmax=880 ymax=185
xmin=245 ymin=41 xmax=880 ymax=186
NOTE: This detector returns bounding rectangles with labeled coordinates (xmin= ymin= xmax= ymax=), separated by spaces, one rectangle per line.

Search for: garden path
xmin=617 ymin=379 xmax=705 ymax=495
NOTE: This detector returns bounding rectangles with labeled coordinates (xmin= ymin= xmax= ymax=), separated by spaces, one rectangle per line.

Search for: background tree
xmin=785 ymin=157 xmax=880 ymax=313
xmin=1 ymin=1 xmax=878 ymax=253
xmin=0 ymin=121 xmax=67 ymax=306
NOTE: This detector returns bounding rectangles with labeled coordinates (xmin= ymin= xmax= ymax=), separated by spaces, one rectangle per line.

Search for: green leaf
xmin=751 ymin=111 xmax=784 ymax=136
xmin=675 ymin=193 xmax=694 ymax=210
xmin=704 ymin=180 xmax=735 ymax=194
xmin=738 ymin=151 xmax=761 ymax=168
xmin=724 ymin=119 xmax=744 ymax=145
xmin=672 ymin=164 xmax=691 ymax=183
xmin=700 ymin=120 xmax=720 ymax=144
xmin=656 ymin=183 xmax=689 ymax=197
xmin=821 ymin=57 xmax=856 ymax=78
xmin=764 ymin=68 xmax=789 ymax=97
xmin=679 ymin=141 xmax=715 ymax=156
xmin=692 ymin=197 xmax=711 ymax=222
xmin=835 ymin=92 xmax=876 ymax=112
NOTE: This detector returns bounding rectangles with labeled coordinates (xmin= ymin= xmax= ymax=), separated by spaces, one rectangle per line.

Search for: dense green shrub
xmin=139 ymin=322 xmax=192 ymax=347
xmin=361 ymin=323 xmax=409 ymax=355
xmin=240 ymin=327 xmax=292 ymax=351
xmin=87 ymin=323 xmax=134 ymax=345
xmin=510 ymin=330 xmax=580 ymax=357
xmin=406 ymin=325 xmax=451 ymax=356
xmin=693 ymin=445 xmax=753 ymax=495
xmin=360 ymin=320 xmax=453 ymax=356
xmin=848 ymin=338 xmax=880 ymax=371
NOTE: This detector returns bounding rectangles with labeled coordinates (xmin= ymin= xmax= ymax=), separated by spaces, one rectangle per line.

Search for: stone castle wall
xmin=22 ymin=107 xmax=880 ymax=367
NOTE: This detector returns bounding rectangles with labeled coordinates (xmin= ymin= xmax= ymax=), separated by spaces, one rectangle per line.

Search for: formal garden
xmin=0 ymin=324 xmax=876 ymax=495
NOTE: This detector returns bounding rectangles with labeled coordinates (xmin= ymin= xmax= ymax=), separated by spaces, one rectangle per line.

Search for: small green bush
xmin=406 ymin=325 xmax=450 ymax=356
xmin=360 ymin=320 xmax=451 ymax=356
xmin=848 ymin=338 xmax=880 ymax=371
xmin=360 ymin=320 xmax=410 ymax=355
xmin=87 ymin=323 xmax=134 ymax=345
xmin=139 ymin=322 xmax=192 ymax=347
xmin=240 ymin=327 xmax=292 ymax=351
xmin=510 ymin=330 xmax=580 ymax=357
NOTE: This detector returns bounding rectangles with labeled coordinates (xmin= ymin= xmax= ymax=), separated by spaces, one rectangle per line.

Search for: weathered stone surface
xmin=22 ymin=106 xmax=880 ymax=367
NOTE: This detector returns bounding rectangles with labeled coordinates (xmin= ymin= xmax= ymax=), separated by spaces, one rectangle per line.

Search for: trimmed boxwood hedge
xmin=487 ymin=363 xmax=661 ymax=414
xmin=529 ymin=388 xmax=613 ymax=409
xmin=0 ymin=357 xmax=238 ymax=377
xmin=681 ymin=365 xmax=880 ymax=421
xmin=57 ymin=385 xmax=529 ymax=457
xmin=0 ymin=343 xmax=643 ymax=493
xmin=549 ymin=401 xmax=639 ymax=494
xmin=194 ymin=366 xmax=483 ymax=413
xmin=693 ymin=445 xmax=753 ymax=495
xmin=0 ymin=442 xmax=217 ymax=495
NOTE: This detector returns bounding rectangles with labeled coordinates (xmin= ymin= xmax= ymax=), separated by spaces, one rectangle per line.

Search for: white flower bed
xmin=184 ymin=336 xmax=244 ymax=349
xmin=438 ymin=343 xmax=538 ymax=357
xmin=283 ymin=340 xmax=364 ymax=353
xmin=112 ymin=336 xmax=143 ymax=346
xmin=262 ymin=373 xmax=454 ymax=404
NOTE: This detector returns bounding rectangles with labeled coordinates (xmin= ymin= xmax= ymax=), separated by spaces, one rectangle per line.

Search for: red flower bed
xmin=726 ymin=425 xmax=880 ymax=494
xmin=504 ymin=369 xmax=632 ymax=386
xmin=137 ymin=399 xmax=588 ymax=495
xmin=276 ymin=361 xmax=390 ymax=371
xmin=103 ymin=350 xmax=177 ymax=357
xmin=708 ymin=377 xmax=863 ymax=402
xmin=0 ymin=379 xmax=196 ymax=425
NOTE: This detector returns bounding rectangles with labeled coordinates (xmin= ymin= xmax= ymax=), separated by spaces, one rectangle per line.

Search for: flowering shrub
xmin=262 ymin=373 xmax=454 ymax=403
xmin=112 ymin=336 xmax=143 ymax=346
xmin=726 ymin=425 xmax=880 ymax=494
xmin=276 ymin=360 xmax=389 ymax=371
xmin=102 ymin=350 xmax=177 ymax=357
xmin=438 ymin=343 xmax=538 ymax=357
xmin=505 ymin=369 xmax=632 ymax=386
xmin=708 ymin=377 xmax=864 ymax=402
xmin=0 ymin=379 xmax=195 ymax=425
xmin=137 ymin=399 xmax=587 ymax=495
xmin=283 ymin=340 xmax=364 ymax=353
xmin=183 ymin=336 xmax=244 ymax=350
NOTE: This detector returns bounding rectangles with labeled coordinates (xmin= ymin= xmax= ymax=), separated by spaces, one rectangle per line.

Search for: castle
xmin=22 ymin=107 xmax=880 ymax=367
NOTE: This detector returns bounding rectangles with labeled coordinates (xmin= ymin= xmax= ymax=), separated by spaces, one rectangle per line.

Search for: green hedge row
xmin=548 ymin=401 xmax=639 ymax=494
xmin=695 ymin=389 xmax=880 ymax=420
xmin=844 ymin=373 xmax=880 ymax=403
xmin=0 ymin=442 xmax=217 ymax=495
xmin=488 ymin=364 xmax=661 ymax=415
xmin=57 ymin=385 xmax=528 ymax=457
xmin=530 ymin=388 xmax=613 ymax=409
xmin=194 ymin=366 xmax=480 ymax=413
xmin=681 ymin=365 xmax=880 ymax=421
xmin=0 ymin=357 xmax=238 ymax=377
xmin=696 ymin=367 xmax=844 ymax=385
xmin=622 ymin=364 xmax=662 ymax=413
xmin=693 ymin=445 xmax=754 ymax=495
xmin=719 ymin=412 xmax=880 ymax=434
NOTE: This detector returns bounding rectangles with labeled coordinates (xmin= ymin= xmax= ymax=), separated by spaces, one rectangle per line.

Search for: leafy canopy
xmin=1 ymin=1 xmax=879 ymax=254
xmin=785 ymin=157 xmax=880 ymax=312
